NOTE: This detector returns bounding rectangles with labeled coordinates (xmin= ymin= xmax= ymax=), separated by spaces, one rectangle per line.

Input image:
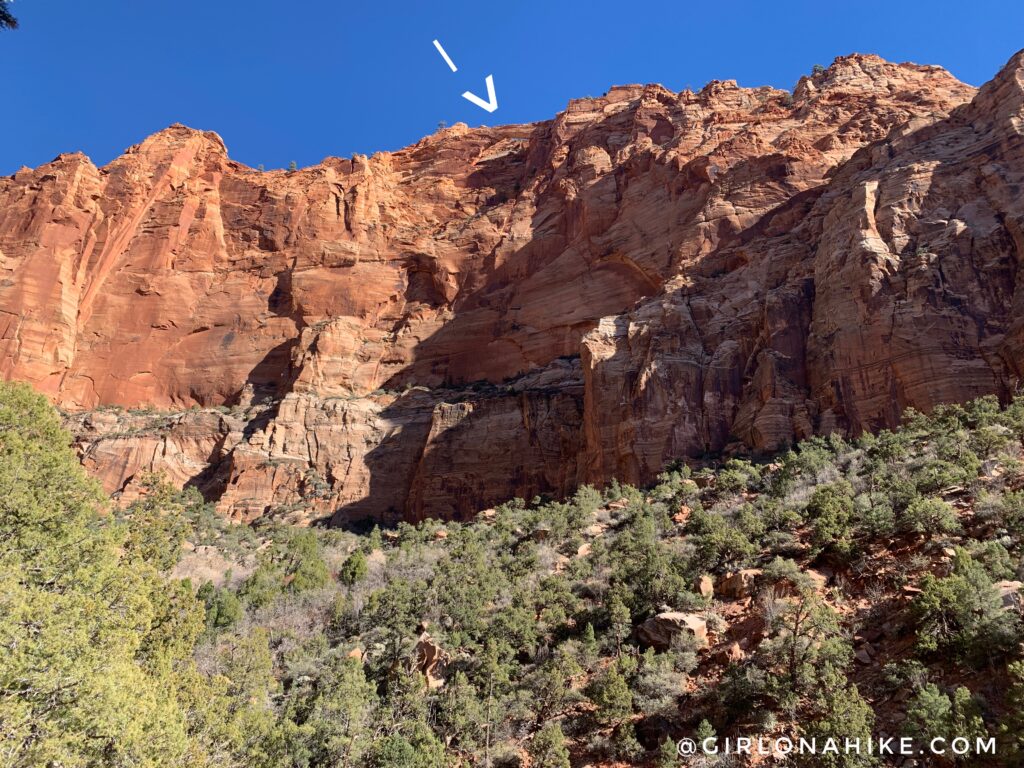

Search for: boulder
xmin=413 ymin=633 xmax=450 ymax=690
xmin=713 ymin=641 xmax=746 ymax=664
xmin=996 ymin=580 xmax=1024 ymax=612
xmin=716 ymin=569 xmax=763 ymax=599
xmin=635 ymin=612 xmax=709 ymax=651
xmin=696 ymin=574 xmax=715 ymax=599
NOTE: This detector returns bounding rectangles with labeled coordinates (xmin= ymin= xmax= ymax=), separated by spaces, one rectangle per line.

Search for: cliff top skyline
xmin=3 ymin=0 xmax=1023 ymax=176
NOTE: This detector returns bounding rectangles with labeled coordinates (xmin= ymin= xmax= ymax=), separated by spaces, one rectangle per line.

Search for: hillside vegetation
xmin=6 ymin=380 xmax=1024 ymax=766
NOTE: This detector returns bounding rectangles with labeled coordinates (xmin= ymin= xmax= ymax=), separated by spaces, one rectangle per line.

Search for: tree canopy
xmin=0 ymin=1 xmax=17 ymax=30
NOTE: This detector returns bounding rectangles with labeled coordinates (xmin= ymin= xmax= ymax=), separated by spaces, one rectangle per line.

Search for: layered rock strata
xmin=3 ymin=52 xmax=1022 ymax=523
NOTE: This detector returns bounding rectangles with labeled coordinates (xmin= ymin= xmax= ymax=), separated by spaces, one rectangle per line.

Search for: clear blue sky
xmin=2 ymin=0 xmax=1022 ymax=175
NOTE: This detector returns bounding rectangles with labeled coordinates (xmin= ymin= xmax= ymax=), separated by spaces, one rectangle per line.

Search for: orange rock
xmin=635 ymin=612 xmax=709 ymax=651
xmin=412 ymin=633 xmax=450 ymax=690
xmin=714 ymin=641 xmax=746 ymax=664
xmin=696 ymin=575 xmax=715 ymax=599
xmin=717 ymin=569 xmax=763 ymax=600
xmin=3 ymin=52 xmax=1021 ymax=525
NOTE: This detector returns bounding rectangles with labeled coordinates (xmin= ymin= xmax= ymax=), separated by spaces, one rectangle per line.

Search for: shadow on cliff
xmin=329 ymin=366 xmax=587 ymax=527
xmin=220 ymin=91 xmax=993 ymax=524
xmin=324 ymin=120 xmax=854 ymax=522
xmin=184 ymin=268 xmax=307 ymax=504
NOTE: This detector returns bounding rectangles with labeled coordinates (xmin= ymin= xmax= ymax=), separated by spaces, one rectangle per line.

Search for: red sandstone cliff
xmin=2 ymin=52 xmax=1021 ymax=523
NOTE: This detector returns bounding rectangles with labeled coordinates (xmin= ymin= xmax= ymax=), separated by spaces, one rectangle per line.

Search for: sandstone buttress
xmin=3 ymin=53 xmax=1023 ymax=523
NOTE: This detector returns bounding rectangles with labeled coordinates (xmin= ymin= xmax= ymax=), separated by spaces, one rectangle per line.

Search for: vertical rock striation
xmin=3 ymin=52 xmax=1023 ymax=522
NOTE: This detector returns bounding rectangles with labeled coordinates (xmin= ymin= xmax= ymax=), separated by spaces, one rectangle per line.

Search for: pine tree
xmin=694 ymin=718 xmax=717 ymax=754
xmin=659 ymin=735 xmax=680 ymax=768
xmin=581 ymin=622 xmax=599 ymax=668
xmin=529 ymin=721 xmax=571 ymax=768
xmin=305 ymin=655 xmax=379 ymax=765
xmin=340 ymin=548 xmax=369 ymax=585
xmin=436 ymin=671 xmax=484 ymax=752
xmin=285 ymin=530 xmax=330 ymax=592
xmin=1001 ymin=661 xmax=1024 ymax=760
xmin=0 ymin=382 xmax=206 ymax=765
xmin=589 ymin=664 xmax=633 ymax=725
xmin=799 ymin=666 xmax=875 ymax=767
xmin=609 ymin=592 xmax=631 ymax=655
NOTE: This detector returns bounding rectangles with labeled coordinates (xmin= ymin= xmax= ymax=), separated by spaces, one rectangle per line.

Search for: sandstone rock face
xmin=716 ymin=569 xmax=763 ymax=600
xmin=2 ymin=52 xmax=1023 ymax=523
xmin=635 ymin=611 xmax=709 ymax=651
xmin=412 ymin=632 xmax=450 ymax=690
xmin=581 ymin=52 xmax=1024 ymax=485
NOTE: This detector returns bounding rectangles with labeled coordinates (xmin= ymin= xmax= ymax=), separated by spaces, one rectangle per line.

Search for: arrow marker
xmin=433 ymin=39 xmax=499 ymax=114
xmin=462 ymin=75 xmax=498 ymax=113
xmin=432 ymin=39 xmax=458 ymax=72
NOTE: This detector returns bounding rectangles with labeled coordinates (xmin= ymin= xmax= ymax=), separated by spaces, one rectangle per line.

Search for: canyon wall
xmin=2 ymin=52 xmax=1022 ymax=524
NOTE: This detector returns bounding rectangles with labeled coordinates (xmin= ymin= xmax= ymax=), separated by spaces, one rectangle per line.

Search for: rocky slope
xmin=2 ymin=52 xmax=1022 ymax=523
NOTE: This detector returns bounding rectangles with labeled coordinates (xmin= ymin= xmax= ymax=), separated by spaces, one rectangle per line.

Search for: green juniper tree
xmin=0 ymin=382 xmax=208 ymax=766
xmin=529 ymin=721 xmax=571 ymax=768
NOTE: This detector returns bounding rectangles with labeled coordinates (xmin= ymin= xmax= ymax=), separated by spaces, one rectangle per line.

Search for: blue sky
xmin=2 ymin=0 xmax=1022 ymax=175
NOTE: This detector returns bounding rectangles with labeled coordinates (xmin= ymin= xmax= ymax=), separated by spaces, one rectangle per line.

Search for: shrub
xmin=854 ymin=492 xmax=896 ymax=537
xmin=0 ymin=382 xmax=210 ymax=766
xmin=900 ymin=496 xmax=960 ymax=536
xmin=687 ymin=508 xmax=757 ymax=570
xmin=529 ymin=722 xmax=571 ymax=768
xmin=798 ymin=666 xmax=874 ymax=767
xmin=905 ymin=684 xmax=988 ymax=760
xmin=339 ymin=549 xmax=368 ymax=586
xmin=756 ymin=591 xmax=849 ymax=711
xmin=805 ymin=480 xmax=855 ymax=555
xmin=239 ymin=561 xmax=283 ymax=608
xmin=285 ymin=530 xmax=330 ymax=592
xmin=197 ymin=581 xmax=243 ymax=632
xmin=587 ymin=664 xmax=633 ymax=725
xmin=633 ymin=648 xmax=686 ymax=716
xmin=912 ymin=549 xmax=1019 ymax=662
xmin=1001 ymin=661 xmax=1024 ymax=761
xmin=914 ymin=456 xmax=980 ymax=494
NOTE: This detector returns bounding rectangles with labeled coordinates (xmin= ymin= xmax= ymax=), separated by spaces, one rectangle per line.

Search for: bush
xmin=900 ymin=496 xmax=960 ymax=536
xmin=587 ymin=664 xmax=633 ymax=725
xmin=0 ymin=382 xmax=216 ymax=767
xmin=912 ymin=549 xmax=1019 ymax=662
xmin=529 ymin=722 xmax=571 ymax=768
xmin=239 ymin=562 xmax=284 ymax=608
xmin=197 ymin=581 xmax=243 ymax=632
xmin=687 ymin=508 xmax=757 ymax=570
xmin=798 ymin=666 xmax=874 ymax=767
xmin=285 ymin=530 xmax=330 ymax=592
xmin=905 ymin=684 xmax=988 ymax=759
xmin=1002 ymin=661 xmax=1024 ymax=761
xmin=805 ymin=480 xmax=855 ymax=555
xmin=339 ymin=549 xmax=368 ymax=586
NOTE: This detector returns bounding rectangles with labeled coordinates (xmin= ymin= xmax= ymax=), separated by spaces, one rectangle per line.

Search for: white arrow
xmin=462 ymin=75 xmax=498 ymax=113
xmin=432 ymin=39 xmax=458 ymax=72
xmin=433 ymin=40 xmax=499 ymax=114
